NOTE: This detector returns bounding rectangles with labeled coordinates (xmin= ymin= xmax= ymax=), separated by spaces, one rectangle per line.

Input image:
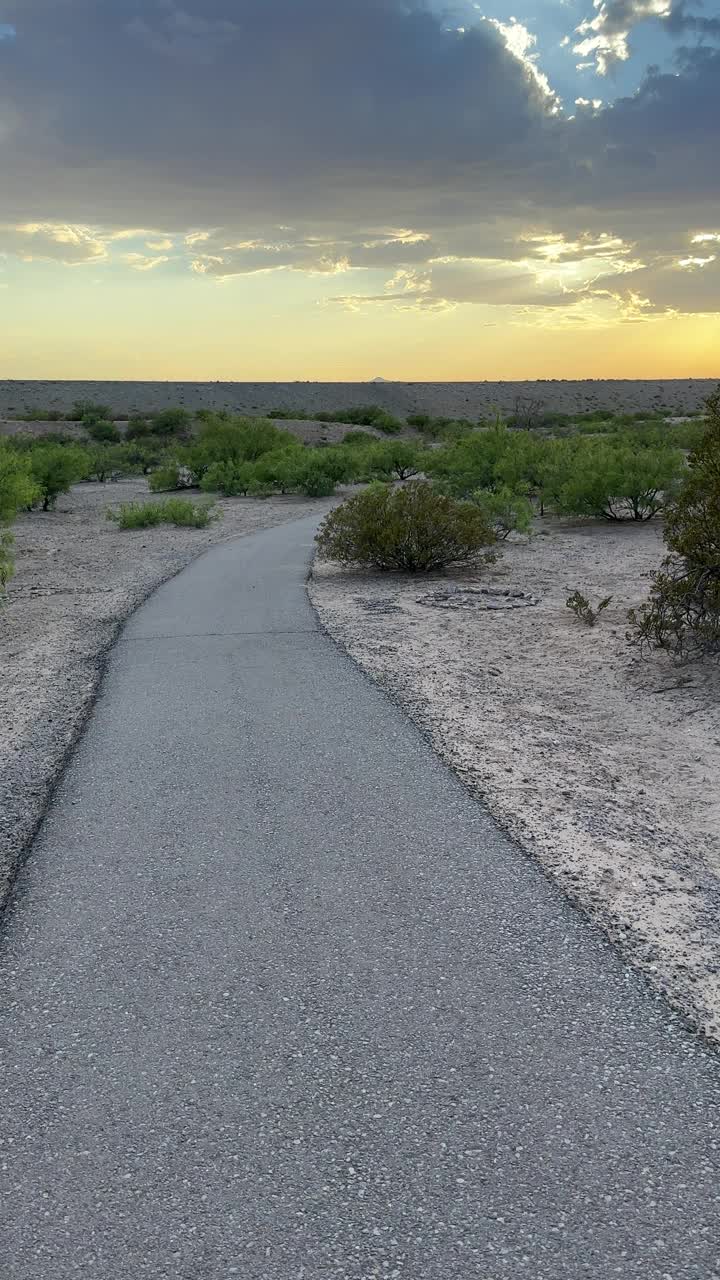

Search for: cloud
xmin=574 ymin=0 xmax=672 ymax=75
xmin=0 ymin=0 xmax=560 ymax=226
xmin=0 ymin=222 xmax=107 ymax=264
xmin=123 ymin=251 xmax=171 ymax=271
xmin=0 ymin=1 xmax=718 ymax=320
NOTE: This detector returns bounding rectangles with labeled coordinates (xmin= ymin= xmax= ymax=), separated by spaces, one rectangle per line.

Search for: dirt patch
xmin=0 ymin=480 xmax=329 ymax=912
xmin=310 ymin=520 xmax=720 ymax=1042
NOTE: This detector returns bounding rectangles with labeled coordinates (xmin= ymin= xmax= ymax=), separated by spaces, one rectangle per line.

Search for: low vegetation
xmin=566 ymin=591 xmax=612 ymax=627
xmin=630 ymin=390 xmax=720 ymax=660
xmin=316 ymin=481 xmax=496 ymax=572
xmin=109 ymin=499 xmax=220 ymax=530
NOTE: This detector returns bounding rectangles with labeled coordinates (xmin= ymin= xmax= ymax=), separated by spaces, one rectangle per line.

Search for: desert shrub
xmin=19 ymin=408 xmax=64 ymax=422
xmin=83 ymin=445 xmax=133 ymax=483
xmin=428 ymin=425 xmax=542 ymax=499
xmin=293 ymin=454 xmax=339 ymax=497
xmin=195 ymin=416 xmax=299 ymax=467
xmin=148 ymin=462 xmax=187 ymax=492
xmin=72 ymin=400 xmax=112 ymax=423
xmin=629 ymin=389 xmax=720 ymax=659
xmin=366 ymin=440 xmax=422 ymax=481
xmin=342 ymin=430 xmax=377 ymax=448
xmin=316 ymin=481 xmax=496 ymax=572
xmin=471 ymin=486 xmax=534 ymax=539
xmin=122 ymin=440 xmax=169 ymax=474
xmin=566 ymin=591 xmax=612 ymax=626
xmin=0 ymin=529 xmax=14 ymax=594
xmin=149 ymin=408 xmax=192 ymax=437
xmin=125 ymin=417 xmax=153 ymax=440
xmin=553 ymin=441 xmax=684 ymax=521
xmin=86 ymin=419 xmax=120 ymax=444
xmin=110 ymin=498 xmax=219 ymax=530
xmin=335 ymin=405 xmax=402 ymax=433
xmin=0 ymin=445 xmax=39 ymax=518
xmin=200 ymin=461 xmax=255 ymax=496
xmin=28 ymin=444 xmax=88 ymax=510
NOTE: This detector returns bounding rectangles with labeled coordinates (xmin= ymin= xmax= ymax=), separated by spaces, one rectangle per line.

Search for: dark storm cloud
xmin=0 ymin=1 xmax=718 ymax=314
xmin=0 ymin=0 xmax=558 ymax=225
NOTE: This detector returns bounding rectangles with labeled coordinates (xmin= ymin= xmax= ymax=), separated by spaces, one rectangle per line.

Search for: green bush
xmin=341 ymin=405 xmax=402 ymax=433
xmin=566 ymin=591 xmax=612 ymax=626
xmin=316 ymin=481 xmax=496 ymax=572
xmin=629 ymin=389 xmax=720 ymax=659
xmin=200 ymin=461 xmax=255 ymax=496
xmin=83 ymin=445 xmax=133 ymax=483
xmin=28 ymin=444 xmax=88 ymax=510
xmin=149 ymin=408 xmax=192 ymax=437
xmin=471 ymin=486 xmax=534 ymax=539
xmin=72 ymin=400 xmax=112 ymax=423
xmin=553 ymin=441 xmax=684 ymax=521
xmin=148 ymin=463 xmax=187 ymax=493
xmin=86 ymin=419 xmax=120 ymax=444
xmin=0 ymin=445 xmax=39 ymax=519
xmin=0 ymin=529 xmax=14 ymax=595
xmin=110 ymin=498 xmax=220 ymax=530
xmin=366 ymin=440 xmax=422 ymax=481
xmin=122 ymin=440 xmax=170 ymax=474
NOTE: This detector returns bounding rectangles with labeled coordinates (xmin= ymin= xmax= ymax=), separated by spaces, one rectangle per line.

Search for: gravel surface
xmin=1 ymin=515 xmax=720 ymax=1279
xmin=1 ymin=377 xmax=716 ymax=419
xmin=310 ymin=522 xmax=720 ymax=1043
xmin=0 ymin=480 xmax=330 ymax=912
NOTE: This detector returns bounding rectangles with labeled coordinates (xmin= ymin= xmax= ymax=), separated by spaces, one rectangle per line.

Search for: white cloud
xmin=0 ymin=222 xmax=108 ymax=265
xmin=574 ymin=0 xmax=672 ymax=75
xmin=123 ymin=252 xmax=171 ymax=271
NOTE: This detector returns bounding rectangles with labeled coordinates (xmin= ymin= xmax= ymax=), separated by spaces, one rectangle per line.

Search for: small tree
xmin=86 ymin=419 xmax=120 ymax=443
xmin=553 ymin=441 xmax=684 ymax=521
xmin=149 ymin=408 xmax=192 ymax=437
xmin=630 ymin=389 xmax=720 ymax=659
xmin=0 ymin=445 xmax=39 ymax=519
xmin=366 ymin=440 xmax=422 ymax=481
xmin=72 ymin=400 xmax=112 ymax=423
xmin=316 ymin=481 xmax=496 ymax=572
xmin=471 ymin=486 xmax=533 ymax=539
xmin=29 ymin=445 xmax=87 ymax=510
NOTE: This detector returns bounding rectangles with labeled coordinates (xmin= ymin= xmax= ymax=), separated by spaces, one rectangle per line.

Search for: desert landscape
xmin=2 ymin=384 xmax=719 ymax=1043
xmin=1 ymin=377 xmax=717 ymax=421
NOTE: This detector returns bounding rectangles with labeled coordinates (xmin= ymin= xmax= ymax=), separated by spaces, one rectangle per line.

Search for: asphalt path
xmin=1 ymin=512 xmax=719 ymax=1279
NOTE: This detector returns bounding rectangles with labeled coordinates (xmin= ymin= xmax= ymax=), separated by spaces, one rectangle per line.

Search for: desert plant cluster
xmin=2 ymin=390 xmax=719 ymax=662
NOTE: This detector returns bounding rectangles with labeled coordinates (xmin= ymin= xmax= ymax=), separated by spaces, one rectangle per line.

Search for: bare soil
xmin=0 ymin=480 xmax=329 ymax=912
xmin=1 ymin=378 xmax=716 ymax=421
xmin=310 ymin=520 xmax=720 ymax=1043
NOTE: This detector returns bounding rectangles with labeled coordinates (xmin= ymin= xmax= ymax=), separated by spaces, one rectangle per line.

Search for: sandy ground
xmin=0 ymin=480 xmax=330 ymax=912
xmin=1 ymin=379 xmax=716 ymax=420
xmin=310 ymin=520 xmax=720 ymax=1043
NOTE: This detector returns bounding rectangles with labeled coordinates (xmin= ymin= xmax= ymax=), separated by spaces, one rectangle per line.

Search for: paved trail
xmin=1 ymin=513 xmax=719 ymax=1279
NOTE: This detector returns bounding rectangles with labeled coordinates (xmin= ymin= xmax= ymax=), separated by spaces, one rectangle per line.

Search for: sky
xmin=1 ymin=0 xmax=719 ymax=381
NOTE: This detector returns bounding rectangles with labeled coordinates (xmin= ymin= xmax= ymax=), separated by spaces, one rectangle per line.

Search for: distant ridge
xmin=1 ymin=379 xmax=717 ymax=420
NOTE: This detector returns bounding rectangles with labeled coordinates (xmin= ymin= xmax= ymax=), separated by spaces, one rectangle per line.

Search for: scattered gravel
xmin=1 ymin=378 xmax=715 ymax=419
xmin=0 ymin=480 xmax=330 ymax=911
xmin=310 ymin=519 xmax=720 ymax=1043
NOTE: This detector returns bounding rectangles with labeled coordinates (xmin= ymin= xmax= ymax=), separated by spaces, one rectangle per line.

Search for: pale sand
xmin=0 ymin=481 xmax=330 ymax=912
xmin=310 ymin=522 xmax=720 ymax=1043
xmin=1 ymin=379 xmax=717 ymax=420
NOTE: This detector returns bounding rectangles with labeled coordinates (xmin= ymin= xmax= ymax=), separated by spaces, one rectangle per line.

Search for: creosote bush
xmin=630 ymin=389 xmax=720 ymax=659
xmin=316 ymin=481 xmax=496 ymax=572
xmin=566 ymin=591 xmax=612 ymax=626
xmin=28 ymin=444 xmax=88 ymax=510
xmin=109 ymin=499 xmax=220 ymax=530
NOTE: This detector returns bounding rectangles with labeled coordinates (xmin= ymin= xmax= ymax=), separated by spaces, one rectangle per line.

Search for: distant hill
xmin=0 ymin=379 xmax=717 ymax=420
